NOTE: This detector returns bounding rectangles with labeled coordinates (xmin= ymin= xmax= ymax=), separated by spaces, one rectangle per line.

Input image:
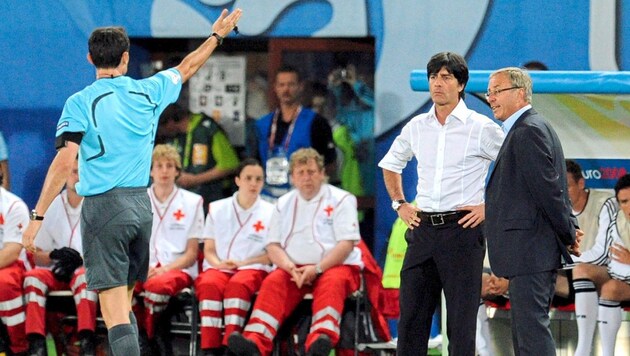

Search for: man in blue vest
xmin=255 ymin=66 xmax=336 ymax=200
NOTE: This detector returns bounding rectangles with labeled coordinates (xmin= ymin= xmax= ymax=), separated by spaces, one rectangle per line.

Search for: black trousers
xmin=396 ymin=221 xmax=484 ymax=356
xmin=509 ymin=270 xmax=557 ymax=356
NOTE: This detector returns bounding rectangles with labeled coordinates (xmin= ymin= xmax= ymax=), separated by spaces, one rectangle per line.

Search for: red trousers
xmin=134 ymin=269 xmax=192 ymax=338
xmin=0 ymin=261 xmax=27 ymax=354
xmin=243 ymin=265 xmax=360 ymax=356
xmin=195 ymin=269 xmax=267 ymax=349
xmin=24 ymin=267 xmax=97 ymax=336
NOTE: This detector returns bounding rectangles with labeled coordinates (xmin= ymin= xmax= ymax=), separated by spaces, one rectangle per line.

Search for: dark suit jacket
xmin=485 ymin=108 xmax=576 ymax=278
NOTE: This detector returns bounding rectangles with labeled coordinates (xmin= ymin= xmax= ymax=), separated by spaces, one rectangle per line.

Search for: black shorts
xmin=81 ymin=187 xmax=152 ymax=291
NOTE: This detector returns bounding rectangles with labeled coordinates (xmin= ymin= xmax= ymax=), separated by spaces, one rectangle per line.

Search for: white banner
xmin=189 ymin=55 xmax=247 ymax=146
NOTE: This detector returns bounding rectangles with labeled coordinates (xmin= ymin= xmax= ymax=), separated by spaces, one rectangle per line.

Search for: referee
xmin=22 ymin=9 xmax=242 ymax=356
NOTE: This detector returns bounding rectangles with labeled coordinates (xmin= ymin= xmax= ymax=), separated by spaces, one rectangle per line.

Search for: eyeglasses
xmin=484 ymin=86 xmax=522 ymax=100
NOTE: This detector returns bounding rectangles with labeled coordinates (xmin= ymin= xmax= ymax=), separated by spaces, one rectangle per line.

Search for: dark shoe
xmin=149 ymin=337 xmax=172 ymax=356
xmin=138 ymin=330 xmax=152 ymax=356
xmin=227 ymin=332 xmax=260 ymax=356
xmin=201 ymin=346 xmax=226 ymax=356
xmin=78 ymin=330 xmax=96 ymax=356
xmin=306 ymin=334 xmax=332 ymax=356
xmin=26 ymin=334 xmax=47 ymax=356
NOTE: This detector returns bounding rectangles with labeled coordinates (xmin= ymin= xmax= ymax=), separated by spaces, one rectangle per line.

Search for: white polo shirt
xmin=35 ymin=190 xmax=83 ymax=269
xmin=148 ymin=186 xmax=204 ymax=278
xmin=267 ymin=184 xmax=362 ymax=266
xmin=202 ymin=193 xmax=274 ymax=272
xmin=0 ymin=187 xmax=29 ymax=267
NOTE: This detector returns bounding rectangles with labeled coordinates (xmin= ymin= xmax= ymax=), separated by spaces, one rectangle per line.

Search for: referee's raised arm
xmin=174 ymin=8 xmax=242 ymax=83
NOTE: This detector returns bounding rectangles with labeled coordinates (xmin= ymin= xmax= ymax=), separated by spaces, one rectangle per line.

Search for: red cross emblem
xmin=17 ymin=223 xmax=23 ymax=230
xmin=253 ymin=220 xmax=265 ymax=232
xmin=0 ymin=214 xmax=4 ymax=225
xmin=324 ymin=205 xmax=334 ymax=217
xmin=173 ymin=209 xmax=185 ymax=221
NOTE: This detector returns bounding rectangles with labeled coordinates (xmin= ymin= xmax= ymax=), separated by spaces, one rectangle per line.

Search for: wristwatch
xmin=29 ymin=209 xmax=44 ymax=221
xmin=391 ymin=199 xmax=407 ymax=211
xmin=315 ymin=264 xmax=324 ymax=276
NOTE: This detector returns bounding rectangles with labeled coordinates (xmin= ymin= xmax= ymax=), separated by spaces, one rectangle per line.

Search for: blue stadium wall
xmin=1 ymin=0 xmax=629 ymax=263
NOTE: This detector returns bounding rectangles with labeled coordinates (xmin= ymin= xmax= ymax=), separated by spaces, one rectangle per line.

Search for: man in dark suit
xmin=484 ymin=67 xmax=581 ymax=355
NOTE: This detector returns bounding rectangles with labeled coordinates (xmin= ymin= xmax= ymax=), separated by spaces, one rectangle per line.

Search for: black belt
xmin=417 ymin=210 xmax=469 ymax=226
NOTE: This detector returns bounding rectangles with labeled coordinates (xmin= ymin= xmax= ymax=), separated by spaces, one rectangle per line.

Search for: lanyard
xmin=61 ymin=195 xmax=81 ymax=248
xmin=268 ymin=106 xmax=302 ymax=152
xmin=226 ymin=197 xmax=254 ymax=260
xmin=149 ymin=187 xmax=179 ymax=264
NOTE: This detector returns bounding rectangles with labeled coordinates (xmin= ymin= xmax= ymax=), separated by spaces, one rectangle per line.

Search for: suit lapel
xmin=488 ymin=108 xmax=535 ymax=184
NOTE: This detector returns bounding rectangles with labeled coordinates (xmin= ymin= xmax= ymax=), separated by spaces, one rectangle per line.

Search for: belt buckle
xmin=430 ymin=214 xmax=445 ymax=226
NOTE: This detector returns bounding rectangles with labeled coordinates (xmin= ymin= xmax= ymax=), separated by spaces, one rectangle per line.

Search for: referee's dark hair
xmin=88 ymin=27 xmax=130 ymax=68
xmin=159 ymin=104 xmax=189 ymax=124
xmin=426 ymin=52 xmax=469 ymax=99
xmin=614 ymin=174 xmax=630 ymax=199
xmin=566 ymin=159 xmax=583 ymax=183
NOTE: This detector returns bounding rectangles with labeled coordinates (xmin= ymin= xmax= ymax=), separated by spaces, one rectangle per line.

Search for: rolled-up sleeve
xmin=378 ymin=124 xmax=414 ymax=173
xmin=479 ymin=120 xmax=505 ymax=160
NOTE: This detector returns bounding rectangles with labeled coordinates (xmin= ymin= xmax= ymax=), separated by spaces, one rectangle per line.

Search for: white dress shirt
xmin=267 ymin=184 xmax=362 ymax=266
xmin=379 ymin=100 xmax=504 ymax=212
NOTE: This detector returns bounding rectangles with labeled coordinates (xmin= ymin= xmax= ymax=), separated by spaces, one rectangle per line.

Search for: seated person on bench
xmin=23 ymin=159 xmax=98 ymax=356
xmin=572 ymin=174 xmax=629 ymax=356
xmin=227 ymin=148 xmax=363 ymax=356
xmin=195 ymin=158 xmax=274 ymax=356
xmin=133 ymin=144 xmax=204 ymax=354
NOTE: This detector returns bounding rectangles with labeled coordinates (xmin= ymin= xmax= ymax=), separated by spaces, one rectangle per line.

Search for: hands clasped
xmin=287 ymin=264 xmax=318 ymax=288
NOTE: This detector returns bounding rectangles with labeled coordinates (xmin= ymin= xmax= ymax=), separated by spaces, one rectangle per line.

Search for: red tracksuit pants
xmin=0 ymin=261 xmax=27 ymax=354
xmin=24 ymin=267 xmax=98 ymax=336
xmin=195 ymin=268 xmax=267 ymax=350
xmin=243 ymin=265 xmax=360 ymax=356
xmin=134 ymin=269 xmax=192 ymax=339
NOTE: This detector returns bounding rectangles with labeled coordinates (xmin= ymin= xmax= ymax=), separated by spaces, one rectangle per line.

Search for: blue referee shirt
xmin=56 ymin=69 xmax=182 ymax=196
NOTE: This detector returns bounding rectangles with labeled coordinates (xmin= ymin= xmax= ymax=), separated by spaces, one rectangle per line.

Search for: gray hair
xmin=490 ymin=67 xmax=533 ymax=103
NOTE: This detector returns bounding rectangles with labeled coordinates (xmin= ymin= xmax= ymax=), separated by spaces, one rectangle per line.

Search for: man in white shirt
xmin=134 ymin=144 xmax=205 ymax=354
xmin=572 ymin=174 xmax=630 ymax=356
xmin=228 ymin=148 xmax=362 ymax=356
xmin=379 ymin=52 xmax=504 ymax=355
xmin=0 ymin=176 xmax=29 ymax=355
xmin=23 ymin=160 xmax=98 ymax=356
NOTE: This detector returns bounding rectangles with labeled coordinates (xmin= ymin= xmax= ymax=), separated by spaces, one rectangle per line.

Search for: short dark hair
xmin=426 ymin=52 xmax=469 ymax=99
xmin=159 ymin=104 xmax=189 ymax=124
xmin=566 ymin=159 xmax=583 ymax=182
xmin=523 ymin=61 xmax=549 ymax=71
xmin=614 ymin=174 xmax=630 ymax=200
xmin=88 ymin=27 xmax=130 ymax=69
xmin=236 ymin=158 xmax=262 ymax=177
xmin=276 ymin=65 xmax=302 ymax=82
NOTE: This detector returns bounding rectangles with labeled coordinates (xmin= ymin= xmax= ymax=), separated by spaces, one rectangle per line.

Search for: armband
xmin=55 ymin=132 xmax=83 ymax=150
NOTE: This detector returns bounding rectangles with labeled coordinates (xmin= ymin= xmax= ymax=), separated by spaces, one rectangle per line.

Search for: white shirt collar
xmin=427 ymin=99 xmax=469 ymax=125
xmin=232 ymin=191 xmax=260 ymax=213
xmin=297 ymin=184 xmax=327 ymax=203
